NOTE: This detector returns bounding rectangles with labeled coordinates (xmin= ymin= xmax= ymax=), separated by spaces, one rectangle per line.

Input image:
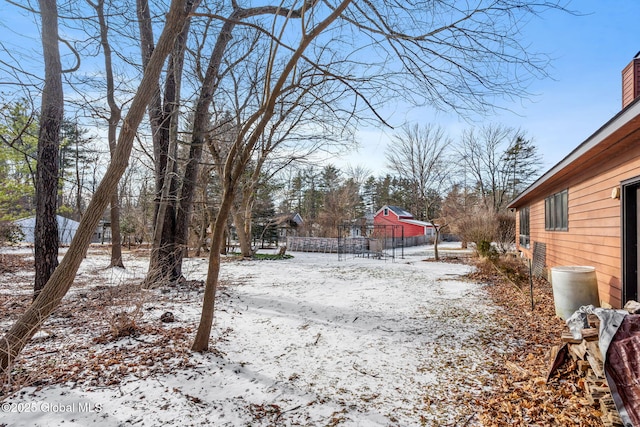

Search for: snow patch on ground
xmin=1 ymin=243 xmax=509 ymax=426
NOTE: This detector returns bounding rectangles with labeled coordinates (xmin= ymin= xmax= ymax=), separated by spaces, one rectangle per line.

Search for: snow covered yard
xmin=0 ymin=244 xmax=512 ymax=426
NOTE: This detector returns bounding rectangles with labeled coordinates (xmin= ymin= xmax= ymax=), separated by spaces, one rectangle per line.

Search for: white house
xmin=14 ymin=215 xmax=81 ymax=245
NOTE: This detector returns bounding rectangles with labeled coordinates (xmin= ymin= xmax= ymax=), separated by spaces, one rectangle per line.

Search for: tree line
xmin=1 ymin=105 xmax=540 ymax=249
xmin=0 ymin=0 xmax=567 ymax=375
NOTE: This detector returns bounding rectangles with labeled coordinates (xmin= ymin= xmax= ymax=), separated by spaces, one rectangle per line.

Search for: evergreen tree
xmin=0 ymin=101 xmax=38 ymax=220
xmin=362 ymin=175 xmax=377 ymax=213
xmin=58 ymin=119 xmax=95 ymax=219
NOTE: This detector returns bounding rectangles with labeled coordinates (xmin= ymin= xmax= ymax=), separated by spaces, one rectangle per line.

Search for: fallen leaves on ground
xmin=467 ymin=257 xmax=604 ymax=426
xmin=0 ymin=253 xmax=32 ymax=274
xmin=1 ymin=278 xmax=206 ymax=397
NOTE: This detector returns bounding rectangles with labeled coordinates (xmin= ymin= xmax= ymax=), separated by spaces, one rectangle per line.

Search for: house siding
xmin=400 ymin=222 xmax=427 ymax=237
xmin=517 ymin=142 xmax=640 ymax=308
xmin=373 ymin=213 xmax=424 ymax=237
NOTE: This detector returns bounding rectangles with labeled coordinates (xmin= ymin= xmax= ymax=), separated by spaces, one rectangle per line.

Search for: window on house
xmin=519 ymin=206 xmax=530 ymax=249
xmin=383 ymin=207 xmax=389 ymax=216
xmin=545 ymin=189 xmax=568 ymax=231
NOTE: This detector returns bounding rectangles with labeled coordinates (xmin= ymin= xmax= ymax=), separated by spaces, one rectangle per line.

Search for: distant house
xmin=273 ymin=213 xmax=303 ymax=240
xmin=13 ymin=215 xmax=110 ymax=245
xmin=96 ymin=219 xmax=112 ymax=244
xmin=509 ymin=53 xmax=640 ymax=309
xmin=373 ymin=205 xmax=436 ymax=239
xmin=346 ymin=213 xmax=374 ymax=238
xmin=14 ymin=215 xmax=80 ymax=245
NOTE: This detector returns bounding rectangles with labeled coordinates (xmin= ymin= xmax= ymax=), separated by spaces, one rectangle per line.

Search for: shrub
xmin=495 ymin=212 xmax=516 ymax=254
xmin=0 ymin=221 xmax=24 ymax=244
xmin=477 ymin=240 xmax=499 ymax=260
xmin=456 ymin=207 xmax=497 ymax=256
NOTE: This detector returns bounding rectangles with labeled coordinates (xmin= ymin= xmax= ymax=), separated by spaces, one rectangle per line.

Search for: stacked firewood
xmin=548 ymin=314 xmax=623 ymax=427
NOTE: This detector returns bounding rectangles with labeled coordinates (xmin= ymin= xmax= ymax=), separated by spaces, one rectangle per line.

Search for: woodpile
xmin=548 ymin=314 xmax=623 ymax=427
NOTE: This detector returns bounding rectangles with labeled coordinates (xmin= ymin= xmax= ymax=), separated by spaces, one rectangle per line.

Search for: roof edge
xmin=509 ymin=96 xmax=640 ymax=208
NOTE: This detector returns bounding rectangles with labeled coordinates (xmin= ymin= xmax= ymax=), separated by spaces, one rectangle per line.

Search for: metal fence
xmin=286 ymin=233 xmax=433 ymax=256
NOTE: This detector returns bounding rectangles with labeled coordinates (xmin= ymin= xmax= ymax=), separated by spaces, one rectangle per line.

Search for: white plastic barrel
xmin=550 ymin=266 xmax=600 ymax=320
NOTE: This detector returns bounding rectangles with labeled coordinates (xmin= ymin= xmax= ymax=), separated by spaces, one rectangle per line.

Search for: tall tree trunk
xmin=142 ymin=0 xmax=197 ymax=286
xmin=95 ymin=0 xmax=124 ymax=268
xmin=191 ymin=188 xmax=234 ymax=351
xmin=34 ymin=0 xmax=63 ymax=298
xmin=233 ymin=209 xmax=252 ymax=257
xmin=0 ymin=0 xmax=190 ymax=376
xmin=74 ymin=130 xmax=84 ymax=220
xmin=109 ymin=196 xmax=124 ymax=266
xmin=137 ymin=0 xmax=172 ymax=285
xmin=174 ymin=13 xmax=235 ymax=277
xmin=136 ymin=0 xmax=164 ymax=197
xmin=147 ymin=150 xmax=179 ymax=286
xmin=165 ymin=2 xmax=198 ymax=278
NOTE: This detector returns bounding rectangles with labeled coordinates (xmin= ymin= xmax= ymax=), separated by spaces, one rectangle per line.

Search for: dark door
xmin=622 ymin=178 xmax=640 ymax=303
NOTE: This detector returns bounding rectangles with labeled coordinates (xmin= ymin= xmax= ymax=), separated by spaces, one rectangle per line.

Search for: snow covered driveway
xmin=2 ymin=245 xmax=509 ymax=426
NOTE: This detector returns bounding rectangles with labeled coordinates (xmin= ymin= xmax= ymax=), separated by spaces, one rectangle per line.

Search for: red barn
xmin=373 ymin=205 xmax=436 ymax=238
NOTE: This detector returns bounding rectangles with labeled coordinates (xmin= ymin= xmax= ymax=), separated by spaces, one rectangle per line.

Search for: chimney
xmin=622 ymin=51 xmax=640 ymax=109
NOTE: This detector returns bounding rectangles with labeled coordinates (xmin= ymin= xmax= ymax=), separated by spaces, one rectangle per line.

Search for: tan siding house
xmin=510 ymin=54 xmax=640 ymax=309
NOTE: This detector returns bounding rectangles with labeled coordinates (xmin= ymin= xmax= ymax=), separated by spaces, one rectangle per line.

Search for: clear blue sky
xmin=513 ymin=0 xmax=640 ymax=168
xmin=342 ymin=1 xmax=640 ymax=175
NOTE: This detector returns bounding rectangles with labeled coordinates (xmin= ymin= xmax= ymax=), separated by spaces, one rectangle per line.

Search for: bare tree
xmin=192 ymin=0 xmax=354 ymax=352
xmin=90 ymin=0 xmax=125 ymax=267
xmin=318 ymin=175 xmax=362 ymax=237
xmin=53 ymin=0 xmax=154 ymax=265
xmin=1 ymin=0 xmax=192 ymax=376
xmin=138 ymin=0 xmax=200 ymax=286
xmin=386 ymin=123 xmax=451 ymax=259
xmin=456 ymin=204 xmax=498 ymax=256
xmin=223 ymin=42 xmax=358 ymax=256
xmin=140 ymin=0 xmax=314 ymax=284
xmin=171 ymin=1 xmax=336 ymax=275
xmin=46 ymin=0 xmax=143 ymax=267
xmin=456 ymin=124 xmax=540 ymax=212
xmin=441 ymin=183 xmax=480 ymax=248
